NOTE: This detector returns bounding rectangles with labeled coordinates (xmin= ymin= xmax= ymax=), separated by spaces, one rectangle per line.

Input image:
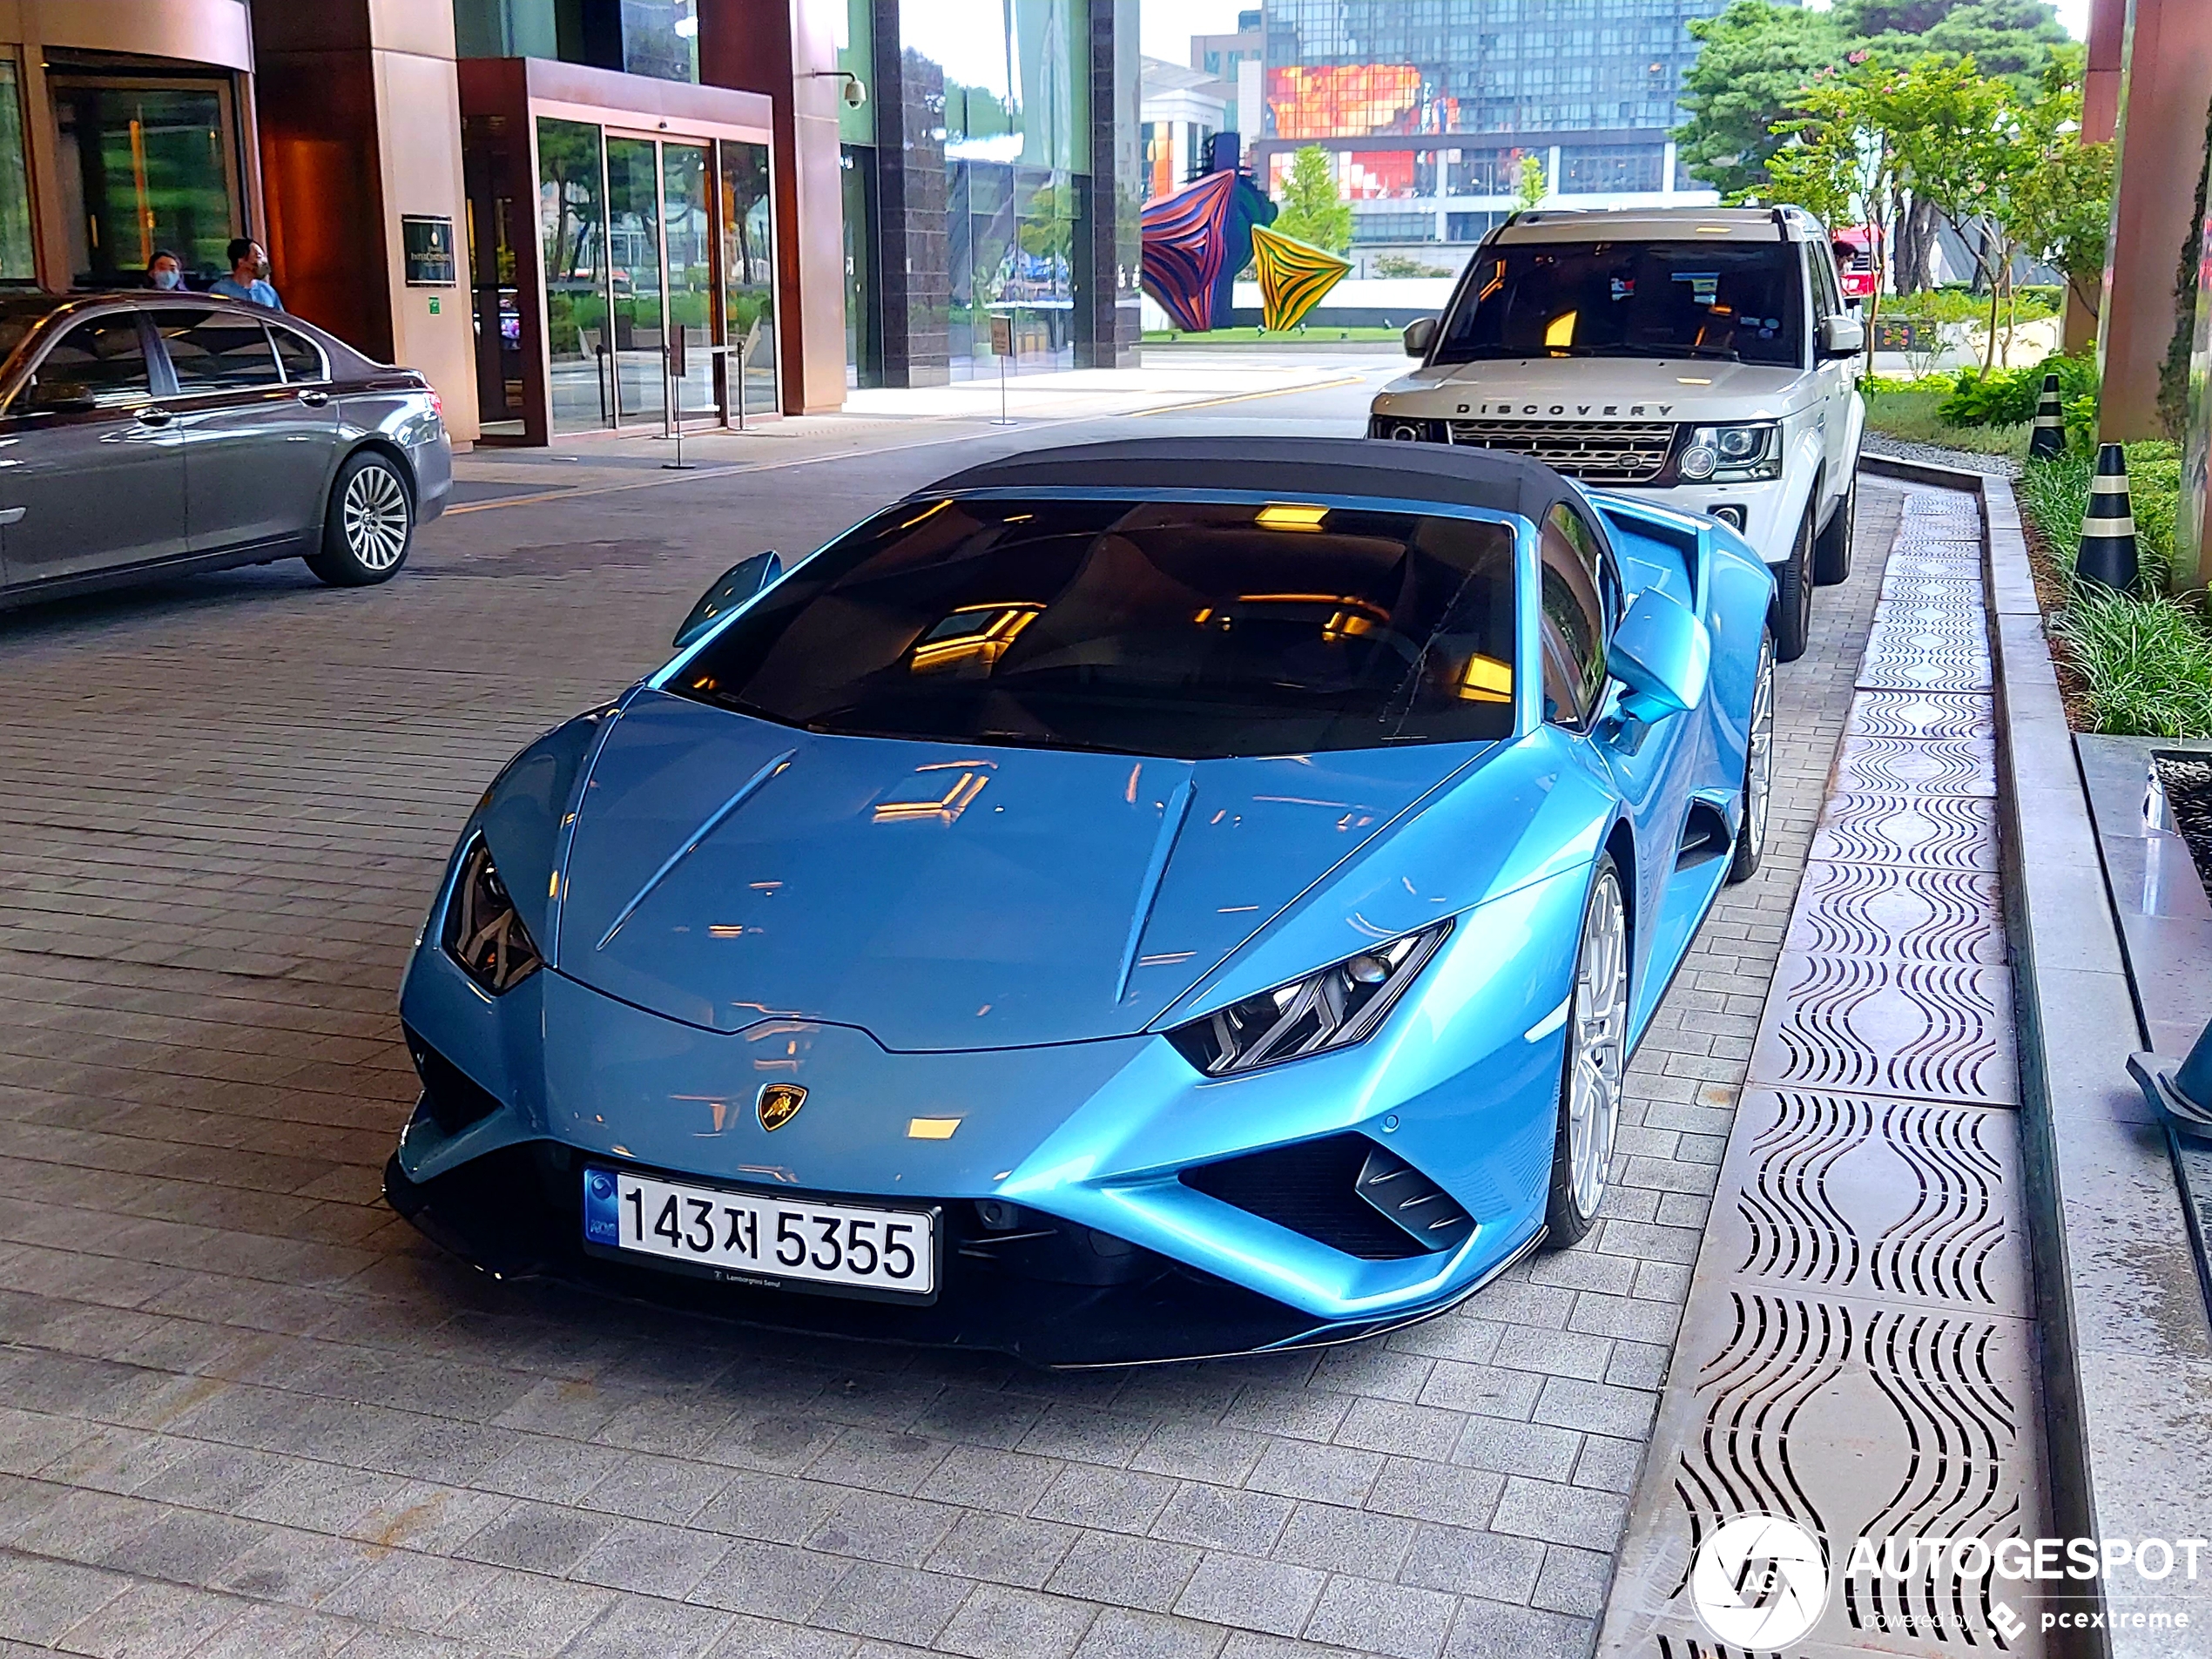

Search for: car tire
xmin=1541 ymin=853 xmax=1629 ymax=1250
xmin=1771 ymin=504 xmax=1814 ymax=663
xmin=1727 ymin=629 xmax=1776 ymax=885
xmin=1812 ymin=470 xmax=1856 ymax=585
xmin=307 ymin=449 xmax=415 ymax=587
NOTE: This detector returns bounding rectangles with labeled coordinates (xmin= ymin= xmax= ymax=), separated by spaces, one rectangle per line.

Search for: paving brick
xmin=1172 ymin=1554 xmax=1326 ymax=1638
xmin=1046 ymin=1529 xmax=1203 ymax=1615
xmin=937 ymin=1583 xmax=1099 ymax=1659
xmin=1301 ymin=1575 xmax=1456 ymax=1659
xmin=1071 ymin=1606 xmax=1227 ymax=1659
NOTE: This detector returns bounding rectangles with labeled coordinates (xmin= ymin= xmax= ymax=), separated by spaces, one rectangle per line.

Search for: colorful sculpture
xmin=1250 ymin=224 xmax=1352 ymax=333
xmin=1140 ymin=167 xmax=1276 ymax=334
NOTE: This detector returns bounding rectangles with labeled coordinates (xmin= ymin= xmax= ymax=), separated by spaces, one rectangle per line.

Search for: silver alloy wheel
xmin=1744 ymin=635 xmax=1776 ymax=862
xmin=342 ymin=463 xmax=410 ymax=571
xmin=1566 ymin=867 xmax=1629 ymax=1220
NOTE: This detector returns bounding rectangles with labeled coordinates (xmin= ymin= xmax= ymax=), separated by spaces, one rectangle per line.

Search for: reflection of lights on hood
xmin=1544 ymin=310 xmax=1576 ymax=350
xmin=907 ymin=1116 xmax=961 ymax=1139
xmin=873 ymin=762 xmax=994 ymax=825
xmin=1254 ymin=502 xmax=1329 ymax=531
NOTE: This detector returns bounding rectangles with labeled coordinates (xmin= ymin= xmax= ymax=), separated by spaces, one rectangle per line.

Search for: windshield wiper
xmin=1564 ymin=343 xmax=1741 ymax=362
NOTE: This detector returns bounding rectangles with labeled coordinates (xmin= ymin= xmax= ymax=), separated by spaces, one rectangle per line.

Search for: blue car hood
xmin=550 ymin=691 xmax=1492 ymax=1049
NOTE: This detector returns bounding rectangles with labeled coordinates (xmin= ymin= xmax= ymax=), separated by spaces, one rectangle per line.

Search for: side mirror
xmin=1403 ymin=316 xmax=1439 ymax=358
xmin=1818 ymin=314 xmax=1865 ymax=359
xmin=673 ymin=550 xmax=781 ymax=649
xmin=1608 ymin=588 xmax=1710 ymax=718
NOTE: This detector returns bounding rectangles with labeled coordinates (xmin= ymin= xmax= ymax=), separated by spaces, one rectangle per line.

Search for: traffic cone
xmin=2130 ymin=1015 xmax=2212 ymax=1134
xmin=2075 ymin=442 xmax=2139 ymax=593
xmin=2027 ymin=371 xmax=2066 ymax=461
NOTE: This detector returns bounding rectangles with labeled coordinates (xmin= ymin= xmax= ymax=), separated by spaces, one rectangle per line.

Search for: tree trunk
xmin=1896 ymin=197 xmax=1939 ymax=293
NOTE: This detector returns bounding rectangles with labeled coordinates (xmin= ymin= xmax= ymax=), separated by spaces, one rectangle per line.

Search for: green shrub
xmin=1862 ymin=389 xmax=2031 ymax=458
xmin=1937 ymin=353 xmax=2099 ymax=428
xmin=2051 ymin=587 xmax=2212 ymax=738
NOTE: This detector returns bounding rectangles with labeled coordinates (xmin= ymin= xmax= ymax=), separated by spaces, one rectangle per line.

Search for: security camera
xmin=811 ymin=70 xmax=867 ymax=109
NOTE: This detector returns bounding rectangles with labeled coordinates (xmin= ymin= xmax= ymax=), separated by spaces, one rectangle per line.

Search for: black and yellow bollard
xmin=2027 ymin=370 xmax=2066 ymax=461
xmin=2075 ymin=442 xmax=2139 ymax=593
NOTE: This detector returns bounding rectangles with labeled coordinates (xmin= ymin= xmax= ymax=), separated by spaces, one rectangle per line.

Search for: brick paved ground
xmin=0 ymin=404 xmax=1899 ymax=1659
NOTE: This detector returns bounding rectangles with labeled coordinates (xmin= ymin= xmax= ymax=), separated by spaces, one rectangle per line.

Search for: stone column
xmin=1079 ymin=0 xmax=1141 ymax=368
xmin=2093 ymin=0 xmax=2212 ymax=441
xmin=253 ymin=1 xmax=481 ymax=443
xmin=698 ymin=0 xmax=850 ymax=414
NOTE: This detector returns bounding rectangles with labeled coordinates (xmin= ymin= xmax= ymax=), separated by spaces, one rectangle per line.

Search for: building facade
xmin=839 ymin=0 xmax=1141 ymax=388
xmin=1250 ymin=0 xmax=1726 ymax=266
xmin=1141 ymin=58 xmax=1231 ymax=203
xmin=0 ymin=0 xmax=1141 ymax=448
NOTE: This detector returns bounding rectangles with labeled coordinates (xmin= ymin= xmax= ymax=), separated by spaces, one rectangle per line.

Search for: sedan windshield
xmin=671 ymin=496 xmax=1519 ymax=759
xmin=1436 ymin=239 xmax=1805 ymax=368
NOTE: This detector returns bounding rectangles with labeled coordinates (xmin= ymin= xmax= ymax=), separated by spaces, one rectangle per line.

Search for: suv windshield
xmin=1436 ymin=239 xmax=1805 ymax=369
xmin=671 ymin=496 xmax=1519 ymax=759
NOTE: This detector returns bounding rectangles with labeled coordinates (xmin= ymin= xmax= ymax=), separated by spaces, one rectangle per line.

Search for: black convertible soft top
xmin=925 ymin=437 xmax=1569 ymax=524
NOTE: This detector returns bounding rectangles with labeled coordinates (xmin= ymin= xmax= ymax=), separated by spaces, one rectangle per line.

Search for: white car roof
xmin=1493 ymin=206 xmax=1823 ymax=246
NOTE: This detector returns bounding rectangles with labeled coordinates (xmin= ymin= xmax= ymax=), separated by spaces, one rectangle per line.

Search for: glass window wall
xmin=900 ymin=0 xmax=1088 ymax=380
xmin=53 ymin=76 xmax=242 ymax=287
xmin=0 ymin=64 xmax=34 ymax=282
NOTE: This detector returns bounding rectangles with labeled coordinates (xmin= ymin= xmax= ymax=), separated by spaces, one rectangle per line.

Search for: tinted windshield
xmin=1436 ymin=239 xmax=1804 ymax=368
xmin=671 ymin=496 xmax=1520 ymax=759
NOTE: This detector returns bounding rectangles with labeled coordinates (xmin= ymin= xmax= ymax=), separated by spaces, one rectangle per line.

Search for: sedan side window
xmin=23 ymin=316 xmax=152 ymax=414
xmin=159 ymin=312 xmax=282 ymax=394
xmin=1539 ymin=504 xmax=1609 ymax=728
xmin=269 ymin=324 xmax=327 ymax=384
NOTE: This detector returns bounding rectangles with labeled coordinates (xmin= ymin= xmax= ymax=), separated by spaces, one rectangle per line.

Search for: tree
xmin=1838 ymin=0 xmax=2067 ymax=87
xmin=1762 ymin=57 xmax=1908 ymax=367
xmin=1515 ymin=152 xmax=1548 ymax=211
xmin=1884 ymin=53 xmax=2038 ymax=369
xmin=1271 ymin=145 xmax=1351 ymax=254
xmin=1675 ymin=1 xmax=1847 ymax=198
xmin=2009 ymin=47 xmax=2114 ymax=333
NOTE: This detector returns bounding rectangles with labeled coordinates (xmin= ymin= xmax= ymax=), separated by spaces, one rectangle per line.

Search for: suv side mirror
xmin=1818 ymin=314 xmax=1865 ymax=360
xmin=1403 ymin=316 xmax=1439 ymax=358
xmin=673 ymin=550 xmax=782 ymax=649
xmin=1609 ymin=588 xmax=1710 ymax=718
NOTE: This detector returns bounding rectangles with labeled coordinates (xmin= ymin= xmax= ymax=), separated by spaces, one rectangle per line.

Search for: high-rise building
xmin=1251 ymin=0 xmax=1731 ymax=265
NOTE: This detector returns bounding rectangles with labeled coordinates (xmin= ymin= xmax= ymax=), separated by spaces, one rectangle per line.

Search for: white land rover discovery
xmin=1370 ymin=205 xmax=1865 ymax=661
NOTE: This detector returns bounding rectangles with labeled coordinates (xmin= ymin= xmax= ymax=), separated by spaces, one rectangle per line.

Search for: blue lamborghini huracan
xmin=386 ymin=439 xmax=1776 ymax=1366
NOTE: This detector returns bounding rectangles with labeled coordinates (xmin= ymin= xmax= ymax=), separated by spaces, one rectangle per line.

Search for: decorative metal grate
xmin=1442 ymin=419 xmax=1676 ymax=483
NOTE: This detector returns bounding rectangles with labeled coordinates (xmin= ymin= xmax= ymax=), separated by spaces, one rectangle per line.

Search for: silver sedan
xmin=0 ymin=292 xmax=452 ymax=610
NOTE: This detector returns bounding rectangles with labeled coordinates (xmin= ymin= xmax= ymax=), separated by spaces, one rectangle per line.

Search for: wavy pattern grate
xmin=1603 ymin=483 xmax=2048 ymax=1656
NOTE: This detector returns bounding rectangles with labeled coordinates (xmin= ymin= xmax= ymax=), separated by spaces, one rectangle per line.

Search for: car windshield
xmin=671 ymin=496 xmax=1520 ymax=759
xmin=1435 ymin=239 xmax=1805 ymax=369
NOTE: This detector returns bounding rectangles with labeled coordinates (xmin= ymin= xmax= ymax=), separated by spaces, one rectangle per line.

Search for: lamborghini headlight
xmin=1677 ymin=421 xmax=1781 ymax=482
xmin=1167 ymin=920 xmax=1453 ymax=1076
xmin=442 ymin=834 xmax=543 ymax=995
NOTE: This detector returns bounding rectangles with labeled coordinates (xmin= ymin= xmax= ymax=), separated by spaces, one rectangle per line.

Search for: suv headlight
xmin=1166 ymin=921 xmax=1453 ymax=1076
xmin=443 ymin=834 xmax=543 ymax=995
xmin=1677 ymin=421 xmax=1781 ymax=482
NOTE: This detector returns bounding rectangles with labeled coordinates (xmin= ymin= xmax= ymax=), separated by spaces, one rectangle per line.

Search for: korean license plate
xmin=583 ymin=1168 xmax=935 ymax=1297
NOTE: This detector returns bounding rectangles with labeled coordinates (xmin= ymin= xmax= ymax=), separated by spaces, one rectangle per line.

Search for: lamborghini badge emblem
xmin=757 ymin=1083 xmax=806 ymax=1132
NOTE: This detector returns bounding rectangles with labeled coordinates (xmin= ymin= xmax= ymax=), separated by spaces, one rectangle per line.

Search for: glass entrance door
xmin=529 ymin=119 xmax=775 ymax=436
xmin=604 ymin=136 xmax=664 ymax=425
xmin=664 ymin=142 xmax=718 ymax=422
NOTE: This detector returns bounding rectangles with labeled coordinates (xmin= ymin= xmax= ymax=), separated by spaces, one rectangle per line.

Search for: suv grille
xmin=1443 ymin=419 xmax=1676 ymax=485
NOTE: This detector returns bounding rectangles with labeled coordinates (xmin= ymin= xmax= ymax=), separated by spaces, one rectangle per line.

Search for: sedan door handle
xmin=297 ymin=389 xmax=330 ymax=408
xmin=134 ymin=407 xmax=172 ymax=428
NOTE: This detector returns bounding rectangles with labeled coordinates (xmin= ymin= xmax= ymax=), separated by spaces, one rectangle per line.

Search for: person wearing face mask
xmin=145 ymin=251 xmax=185 ymax=291
xmin=210 ymin=238 xmax=284 ymax=311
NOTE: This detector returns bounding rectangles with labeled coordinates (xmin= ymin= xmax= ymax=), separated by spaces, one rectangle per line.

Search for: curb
xmin=1862 ymin=454 xmax=2212 ymax=1657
